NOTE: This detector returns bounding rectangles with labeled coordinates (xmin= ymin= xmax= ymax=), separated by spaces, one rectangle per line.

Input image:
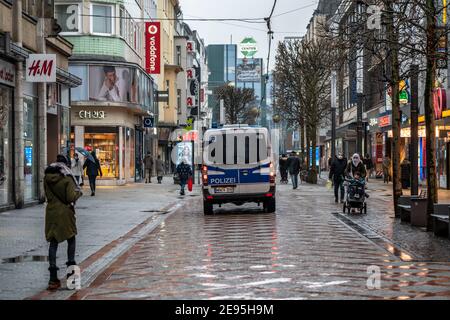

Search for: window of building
xmin=55 ymin=4 xmax=81 ymax=34
xmin=91 ymin=4 xmax=113 ymax=35
xmin=177 ymin=89 xmax=181 ymax=114
xmin=176 ymin=45 xmax=181 ymax=66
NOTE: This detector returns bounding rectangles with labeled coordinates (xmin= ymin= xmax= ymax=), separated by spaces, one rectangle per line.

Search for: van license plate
xmin=215 ymin=187 xmax=234 ymax=193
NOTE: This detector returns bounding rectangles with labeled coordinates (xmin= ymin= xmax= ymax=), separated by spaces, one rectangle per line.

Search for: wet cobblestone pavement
xmin=68 ymin=182 xmax=450 ymax=300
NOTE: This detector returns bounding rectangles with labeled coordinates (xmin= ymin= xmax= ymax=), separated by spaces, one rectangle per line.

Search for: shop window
xmin=55 ymin=4 xmax=81 ymax=34
xmin=69 ymin=65 xmax=88 ymax=101
xmin=0 ymin=86 xmax=12 ymax=206
xmin=84 ymin=130 xmax=119 ymax=179
xmin=91 ymin=4 xmax=113 ymax=35
xmin=24 ymin=96 xmax=38 ymax=201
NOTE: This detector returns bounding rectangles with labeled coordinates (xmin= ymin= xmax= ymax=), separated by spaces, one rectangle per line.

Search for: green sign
xmin=399 ymin=90 xmax=408 ymax=104
xmin=239 ymin=37 xmax=258 ymax=58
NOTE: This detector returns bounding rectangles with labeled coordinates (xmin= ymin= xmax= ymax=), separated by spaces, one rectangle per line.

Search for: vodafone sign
xmin=145 ymin=22 xmax=161 ymax=74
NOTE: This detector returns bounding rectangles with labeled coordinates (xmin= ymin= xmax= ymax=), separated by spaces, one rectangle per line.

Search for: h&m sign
xmin=26 ymin=54 xmax=56 ymax=83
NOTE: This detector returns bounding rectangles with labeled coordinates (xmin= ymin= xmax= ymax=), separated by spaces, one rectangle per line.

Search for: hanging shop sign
xmin=0 ymin=59 xmax=15 ymax=87
xmin=187 ymin=41 xmax=195 ymax=54
xmin=145 ymin=22 xmax=161 ymax=74
xmin=26 ymin=54 xmax=56 ymax=82
xmin=378 ymin=114 xmax=391 ymax=127
xmin=186 ymin=68 xmax=196 ymax=80
xmin=369 ymin=118 xmax=378 ymax=127
xmin=143 ymin=117 xmax=154 ymax=128
xmin=436 ymin=27 xmax=448 ymax=69
xmin=433 ymin=87 xmax=447 ymax=119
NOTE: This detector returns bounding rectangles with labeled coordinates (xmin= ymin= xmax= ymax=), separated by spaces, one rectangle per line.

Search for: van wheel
xmin=264 ymin=198 xmax=276 ymax=213
xmin=203 ymin=201 xmax=213 ymax=215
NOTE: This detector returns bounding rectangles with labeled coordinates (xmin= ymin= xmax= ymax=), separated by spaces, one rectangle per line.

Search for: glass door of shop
xmin=84 ymin=128 xmax=119 ymax=179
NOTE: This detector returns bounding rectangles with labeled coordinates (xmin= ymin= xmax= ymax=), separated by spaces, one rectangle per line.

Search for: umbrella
xmin=75 ymin=147 xmax=95 ymax=163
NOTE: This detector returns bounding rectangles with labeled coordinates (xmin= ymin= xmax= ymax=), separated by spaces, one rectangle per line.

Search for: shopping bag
xmin=326 ymin=180 xmax=332 ymax=190
xmin=187 ymin=177 xmax=193 ymax=192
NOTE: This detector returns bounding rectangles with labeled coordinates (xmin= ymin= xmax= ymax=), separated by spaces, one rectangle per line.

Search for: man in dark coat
xmin=286 ymin=152 xmax=301 ymax=189
xmin=176 ymin=158 xmax=192 ymax=195
xmin=144 ymin=152 xmax=154 ymax=183
xmin=83 ymin=151 xmax=102 ymax=196
xmin=279 ymin=154 xmax=288 ymax=182
xmin=363 ymin=154 xmax=374 ymax=182
xmin=44 ymin=154 xmax=82 ymax=290
xmin=329 ymin=152 xmax=347 ymax=203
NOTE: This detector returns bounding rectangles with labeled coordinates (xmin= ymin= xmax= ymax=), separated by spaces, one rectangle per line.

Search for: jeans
xmin=88 ymin=175 xmax=96 ymax=192
xmin=334 ymin=180 xmax=345 ymax=201
xmin=179 ymin=178 xmax=187 ymax=194
xmin=49 ymin=236 xmax=76 ymax=268
xmin=290 ymin=173 xmax=299 ymax=189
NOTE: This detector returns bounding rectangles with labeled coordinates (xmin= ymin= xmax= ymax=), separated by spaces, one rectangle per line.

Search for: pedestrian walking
xmin=286 ymin=151 xmax=301 ymax=189
xmin=70 ymin=152 xmax=83 ymax=186
xmin=363 ymin=154 xmax=374 ymax=182
xmin=176 ymin=158 xmax=192 ymax=196
xmin=329 ymin=152 xmax=347 ymax=203
xmin=144 ymin=151 xmax=154 ymax=183
xmin=156 ymin=155 xmax=165 ymax=184
xmin=279 ymin=154 xmax=288 ymax=183
xmin=401 ymin=158 xmax=411 ymax=189
xmin=44 ymin=154 xmax=82 ymax=290
xmin=345 ymin=153 xmax=367 ymax=179
xmin=382 ymin=156 xmax=391 ymax=183
xmin=83 ymin=151 xmax=102 ymax=196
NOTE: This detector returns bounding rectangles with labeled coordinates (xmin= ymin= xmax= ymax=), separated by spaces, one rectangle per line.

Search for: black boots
xmin=47 ymin=266 xmax=61 ymax=290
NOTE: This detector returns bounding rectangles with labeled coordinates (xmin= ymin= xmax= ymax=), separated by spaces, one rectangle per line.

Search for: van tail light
xmin=202 ymin=165 xmax=208 ymax=186
xmin=269 ymin=162 xmax=276 ymax=183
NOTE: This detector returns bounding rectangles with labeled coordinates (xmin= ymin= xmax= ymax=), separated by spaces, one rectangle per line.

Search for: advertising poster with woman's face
xmin=176 ymin=142 xmax=193 ymax=166
xmin=89 ymin=66 xmax=139 ymax=103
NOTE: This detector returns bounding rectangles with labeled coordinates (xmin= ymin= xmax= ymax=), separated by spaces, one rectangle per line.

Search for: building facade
xmin=1 ymin=0 xmax=81 ymax=209
xmin=54 ymin=0 xmax=158 ymax=185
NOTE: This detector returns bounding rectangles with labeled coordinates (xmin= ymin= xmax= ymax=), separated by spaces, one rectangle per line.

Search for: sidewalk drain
xmin=2 ymin=255 xmax=48 ymax=264
xmin=140 ymin=210 xmax=168 ymax=214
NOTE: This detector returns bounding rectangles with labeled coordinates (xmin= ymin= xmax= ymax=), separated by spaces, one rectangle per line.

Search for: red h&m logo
xmin=145 ymin=22 xmax=161 ymax=74
xmin=28 ymin=59 xmax=53 ymax=77
xmin=25 ymin=54 xmax=56 ymax=83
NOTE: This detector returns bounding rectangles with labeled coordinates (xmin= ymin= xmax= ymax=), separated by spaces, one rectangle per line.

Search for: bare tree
xmin=215 ymin=85 xmax=256 ymax=124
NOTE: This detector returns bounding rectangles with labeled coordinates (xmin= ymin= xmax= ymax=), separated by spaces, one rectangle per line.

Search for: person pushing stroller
xmin=344 ymin=154 xmax=369 ymax=213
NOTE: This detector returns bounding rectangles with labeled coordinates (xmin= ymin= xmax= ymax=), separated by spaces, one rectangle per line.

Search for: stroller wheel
xmin=364 ymin=204 xmax=367 ymax=214
xmin=343 ymin=203 xmax=346 ymax=213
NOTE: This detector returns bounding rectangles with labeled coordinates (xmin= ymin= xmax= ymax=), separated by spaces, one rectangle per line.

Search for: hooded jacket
xmin=44 ymin=163 xmax=82 ymax=243
xmin=345 ymin=157 xmax=367 ymax=178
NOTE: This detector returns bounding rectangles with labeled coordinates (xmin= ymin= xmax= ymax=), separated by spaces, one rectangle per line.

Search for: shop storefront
xmin=69 ymin=62 xmax=156 ymax=185
xmin=0 ymin=59 xmax=14 ymax=207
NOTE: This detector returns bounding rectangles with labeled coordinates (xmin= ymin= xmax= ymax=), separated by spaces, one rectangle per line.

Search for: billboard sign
xmin=145 ymin=22 xmax=161 ymax=74
xmin=236 ymin=58 xmax=262 ymax=82
xmin=239 ymin=37 xmax=258 ymax=58
xmin=88 ymin=65 xmax=139 ymax=103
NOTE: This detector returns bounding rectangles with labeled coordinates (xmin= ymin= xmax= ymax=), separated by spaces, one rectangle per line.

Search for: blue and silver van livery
xmin=202 ymin=125 xmax=276 ymax=215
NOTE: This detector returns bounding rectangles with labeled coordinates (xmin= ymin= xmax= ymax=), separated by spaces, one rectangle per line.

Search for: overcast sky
xmin=180 ymin=0 xmax=319 ymax=72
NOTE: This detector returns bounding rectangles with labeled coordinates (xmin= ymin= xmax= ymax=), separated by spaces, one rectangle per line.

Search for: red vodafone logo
xmin=145 ymin=22 xmax=161 ymax=74
xmin=148 ymin=24 xmax=158 ymax=35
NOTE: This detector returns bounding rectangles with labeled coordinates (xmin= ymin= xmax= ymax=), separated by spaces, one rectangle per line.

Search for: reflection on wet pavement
xmin=69 ymin=184 xmax=450 ymax=300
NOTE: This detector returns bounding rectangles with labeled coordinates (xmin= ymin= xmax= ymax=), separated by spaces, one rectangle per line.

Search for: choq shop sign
xmin=78 ymin=110 xmax=105 ymax=119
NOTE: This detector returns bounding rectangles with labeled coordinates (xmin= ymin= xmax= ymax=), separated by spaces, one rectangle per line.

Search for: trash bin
xmin=410 ymin=197 xmax=428 ymax=227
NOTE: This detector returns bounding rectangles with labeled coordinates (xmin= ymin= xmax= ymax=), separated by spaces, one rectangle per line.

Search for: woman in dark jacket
xmin=83 ymin=151 xmax=102 ymax=196
xmin=44 ymin=155 xmax=82 ymax=290
xmin=345 ymin=153 xmax=367 ymax=178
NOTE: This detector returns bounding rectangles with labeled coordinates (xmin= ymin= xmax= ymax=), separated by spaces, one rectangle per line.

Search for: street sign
xmin=143 ymin=117 xmax=154 ymax=128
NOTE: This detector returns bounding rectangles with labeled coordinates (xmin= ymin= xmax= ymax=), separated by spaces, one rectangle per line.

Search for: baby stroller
xmin=343 ymin=177 xmax=367 ymax=214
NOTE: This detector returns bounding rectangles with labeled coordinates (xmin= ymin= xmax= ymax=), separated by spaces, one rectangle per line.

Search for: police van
xmin=201 ymin=125 xmax=276 ymax=215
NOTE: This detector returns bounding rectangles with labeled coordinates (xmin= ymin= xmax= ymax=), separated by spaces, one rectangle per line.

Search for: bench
xmin=431 ymin=207 xmax=450 ymax=239
xmin=397 ymin=189 xmax=427 ymax=222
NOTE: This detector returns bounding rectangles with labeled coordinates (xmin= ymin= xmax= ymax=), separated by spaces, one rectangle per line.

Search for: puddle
xmin=2 ymin=255 xmax=48 ymax=263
